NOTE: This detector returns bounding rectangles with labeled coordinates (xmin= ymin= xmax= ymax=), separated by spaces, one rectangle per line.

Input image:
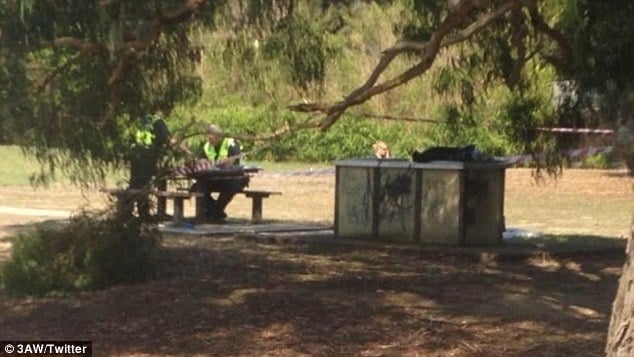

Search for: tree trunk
xmin=606 ymin=214 xmax=634 ymax=356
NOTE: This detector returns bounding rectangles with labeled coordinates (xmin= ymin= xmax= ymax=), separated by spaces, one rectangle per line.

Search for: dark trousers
xmin=193 ymin=177 xmax=249 ymax=218
xmin=128 ymin=148 xmax=158 ymax=219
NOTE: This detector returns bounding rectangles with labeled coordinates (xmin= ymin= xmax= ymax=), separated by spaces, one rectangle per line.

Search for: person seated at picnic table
xmin=191 ymin=124 xmax=248 ymax=221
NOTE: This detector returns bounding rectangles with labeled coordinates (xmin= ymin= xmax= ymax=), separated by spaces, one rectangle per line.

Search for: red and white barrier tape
xmin=497 ymin=145 xmax=614 ymax=166
xmin=498 ymin=154 xmax=533 ymax=166
xmin=535 ymin=127 xmax=615 ymax=135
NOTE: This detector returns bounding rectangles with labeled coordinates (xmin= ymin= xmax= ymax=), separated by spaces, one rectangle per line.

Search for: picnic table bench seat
xmin=100 ymin=188 xmax=201 ymax=225
xmin=155 ymin=190 xmax=203 ymax=225
xmin=191 ymin=189 xmax=282 ymax=223
xmin=102 ymin=188 xmax=282 ymax=225
xmin=240 ymin=190 xmax=282 ymax=223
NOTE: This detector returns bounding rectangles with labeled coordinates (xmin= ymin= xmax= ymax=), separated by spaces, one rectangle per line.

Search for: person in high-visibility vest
xmin=192 ymin=124 xmax=248 ymax=221
xmin=128 ymin=112 xmax=171 ymax=219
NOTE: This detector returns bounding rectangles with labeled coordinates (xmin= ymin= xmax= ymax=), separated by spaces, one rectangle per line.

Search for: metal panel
xmin=463 ymin=169 xmax=504 ymax=245
xmin=376 ymin=167 xmax=417 ymax=241
xmin=335 ymin=166 xmax=374 ymax=237
xmin=419 ymin=170 xmax=462 ymax=245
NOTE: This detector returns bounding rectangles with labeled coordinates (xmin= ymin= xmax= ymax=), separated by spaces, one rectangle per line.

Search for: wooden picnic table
xmin=102 ymin=165 xmax=281 ymax=224
xmin=161 ymin=165 xmax=281 ymax=224
xmin=183 ymin=165 xmax=260 ymax=180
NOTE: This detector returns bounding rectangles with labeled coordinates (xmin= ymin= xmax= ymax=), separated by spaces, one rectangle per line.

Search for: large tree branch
xmin=360 ymin=0 xmax=520 ymax=95
xmin=445 ymin=0 xmax=523 ymax=47
xmin=340 ymin=1 xmax=494 ymax=104
xmin=527 ymin=1 xmax=572 ymax=71
xmin=238 ymin=119 xmax=322 ymax=142
xmin=352 ymin=112 xmax=444 ymax=124
xmin=388 ymin=0 xmax=519 ymax=54
xmin=291 ymin=0 xmax=522 ymax=130
xmin=100 ymin=49 xmax=136 ymax=125
xmin=205 ymin=115 xmax=325 ymax=144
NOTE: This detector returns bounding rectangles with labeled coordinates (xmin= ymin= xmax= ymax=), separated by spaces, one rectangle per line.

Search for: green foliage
xmin=553 ymin=0 xmax=634 ymax=131
xmin=397 ymin=0 xmax=445 ymax=41
xmin=565 ymin=1 xmax=634 ymax=91
xmin=0 ymin=145 xmax=46 ymax=185
xmin=0 ymin=0 xmax=207 ymax=184
xmin=262 ymin=17 xmax=330 ymax=90
xmin=0 ymin=211 xmax=162 ymax=296
xmin=185 ymin=103 xmax=432 ymax=161
xmin=4 ymin=0 xmax=634 ymax=180
xmin=578 ymin=153 xmax=612 ymax=170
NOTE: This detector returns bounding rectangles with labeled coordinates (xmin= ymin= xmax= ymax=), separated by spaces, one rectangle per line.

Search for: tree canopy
xmin=1 ymin=0 xmax=633 ymax=182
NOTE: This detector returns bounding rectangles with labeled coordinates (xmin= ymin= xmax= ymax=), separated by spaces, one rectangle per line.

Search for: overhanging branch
xmin=348 ymin=112 xmax=444 ymax=124
xmin=173 ymin=113 xmax=325 ymax=144
xmin=527 ymin=1 xmax=572 ymax=71
xmin=291 ymin=0 xmax=522 ymax=130
xmin=233 ymin=115 xmax=324 ymax=142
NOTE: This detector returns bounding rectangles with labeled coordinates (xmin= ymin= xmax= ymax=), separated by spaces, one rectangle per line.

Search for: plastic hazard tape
xmin=535 ymin=127 xmax=615 ymax=135
xmin=497 ymin=154 xmax=533 ymax=166
xmin=497 ymin=145 xmax=614 ymax=166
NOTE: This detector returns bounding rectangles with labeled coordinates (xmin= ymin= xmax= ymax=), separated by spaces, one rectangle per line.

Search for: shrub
xmin=578 ymin=153 xmax=612 ymax=169
xmin=0 ymin=210 xmax=162 ymax=296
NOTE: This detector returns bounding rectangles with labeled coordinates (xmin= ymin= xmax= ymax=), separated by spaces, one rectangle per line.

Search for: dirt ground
xmin=0 ymin=168 xmax=632 ymax=356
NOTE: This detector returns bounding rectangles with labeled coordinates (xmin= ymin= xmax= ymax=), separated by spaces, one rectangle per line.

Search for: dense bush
xmin=0 ymin=211 xmax=163 ymax=296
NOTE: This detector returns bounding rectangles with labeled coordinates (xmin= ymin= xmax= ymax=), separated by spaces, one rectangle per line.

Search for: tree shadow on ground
xmin=0 ymin=233 xmax=626 ymax=356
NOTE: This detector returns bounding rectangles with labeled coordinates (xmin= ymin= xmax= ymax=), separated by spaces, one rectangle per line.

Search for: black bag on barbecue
xmin=412 ymin=145 xmax=478 ymax=163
